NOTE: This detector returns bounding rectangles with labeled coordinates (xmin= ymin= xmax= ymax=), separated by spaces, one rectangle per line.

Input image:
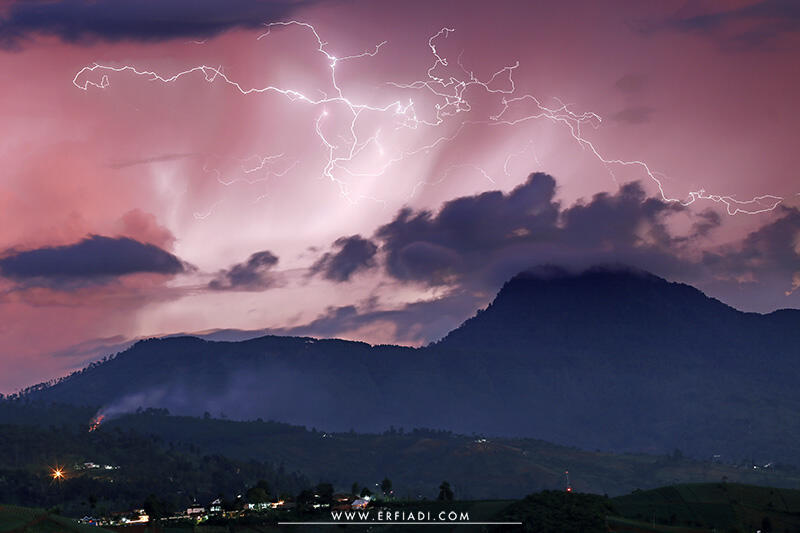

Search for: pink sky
xmin=1 ymin=0 xmax=798 ymax=393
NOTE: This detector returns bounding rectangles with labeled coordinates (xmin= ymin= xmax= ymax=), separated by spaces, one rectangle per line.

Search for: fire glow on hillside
xmin=88 ymin=414 xmax=105 ymax=432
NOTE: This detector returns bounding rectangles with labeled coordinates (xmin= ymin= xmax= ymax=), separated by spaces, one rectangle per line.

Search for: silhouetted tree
xmin=246 ymin=486 xmax=269 ymax=503
xmin=381 ymin=477 xmax=393 ymax=497
xmin=316 ymin=482 xmax=334 ymax=505
xmin=438 ymin=481 xmax=454 ymax=501
xmin=143 ymin=493 xmax=167 ymax=521
xmin=256 ymin=480 xmax=271 ymax=496
xmin=296 ymin=489 xmax=315 ymax=509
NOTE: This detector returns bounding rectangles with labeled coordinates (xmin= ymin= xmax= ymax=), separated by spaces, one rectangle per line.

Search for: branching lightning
xmin=72 ymin=21 xmax=784 ymax=216
xmin=200 ymin=153 xmax=299 ymax=205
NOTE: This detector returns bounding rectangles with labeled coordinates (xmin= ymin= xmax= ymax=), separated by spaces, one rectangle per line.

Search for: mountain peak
xmin=436 ymin=264 xmax=736 ymax=351
xmin=17 ymin=264 xmax=800 ymax=464
xmin=510 ymin=263 xmax=663 ymax=283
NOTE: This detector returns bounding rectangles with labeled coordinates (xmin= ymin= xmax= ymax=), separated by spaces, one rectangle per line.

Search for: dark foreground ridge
xmin=18 ymin=266 xmax=800 ymax=464
xmin=2 ymin=404 xmax=800 ymax=515
xmin=4 ymin=480 xmax=800 ymax=532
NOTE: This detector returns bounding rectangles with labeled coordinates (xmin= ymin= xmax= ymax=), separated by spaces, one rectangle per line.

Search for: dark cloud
xmin=693 ymin=206 xmax=800 ymax=311
xmin=0 ymin=0 xmax=311 ymax=49
xmin=209 ymin=250 xmax=279 ymax=291
xmin=691 ymin=209 xmax=722 ymax=238
xmin=0 ymin=235 xmax=186 ymax=288
xmin=612 ymin=106 xmax=655 ymax=125
xmin=290 ymin=174 xmax=798 ymax=342
xmin=559 ymin=181 xmax=678 ymax=248
xmin=640 ymin=0 xmax=800 ymax=51
xmin=309 ymin=234 xmax=378 ymax=282
xmin=702 ymin=206 xmax=800 ymax=280
xmin=376 ymin=173 xmax=560 ymax=285
xmin=375 ymin=173 xmax=686 ymax=289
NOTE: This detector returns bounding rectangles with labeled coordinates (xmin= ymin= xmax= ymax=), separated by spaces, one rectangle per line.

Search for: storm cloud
xmin=701 ymin=206 xmax=800 ymax=307
xmin=0 ymin=0 xmax=310 ymax=48
xmin=309 ymin=235 xmax=378 ymax=282
xmin=702 ymin=206 xmax=800 ymax=279
xmin=208 ymin=250 xmax=280 ymax=291
xmin=374 ymin=173 xmax=687 ymax=290
xmin=0 ymin=235 xmax=186 ymax=288
xmin=295 ymin=173 xmax=799 ymax=343
xmin=641 ymin=0 xmax=800 ymax=51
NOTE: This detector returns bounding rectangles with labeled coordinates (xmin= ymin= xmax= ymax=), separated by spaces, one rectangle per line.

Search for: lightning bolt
xmin=503 ymin=140 xmax=541 ymax=177
xmin=73 ymin=21 xmax=784 ymax=216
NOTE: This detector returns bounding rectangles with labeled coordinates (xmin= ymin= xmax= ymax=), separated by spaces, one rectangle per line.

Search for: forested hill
xmin=18 ymin=266 xmax=800 ymax=465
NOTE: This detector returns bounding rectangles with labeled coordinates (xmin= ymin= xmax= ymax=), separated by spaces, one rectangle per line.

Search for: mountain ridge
xmin=19 ymin=265 xmax=800 ymax=465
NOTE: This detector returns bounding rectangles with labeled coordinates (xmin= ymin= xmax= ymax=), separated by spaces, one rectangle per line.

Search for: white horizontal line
xmin=278 ymin=522 xmax=523 ymax=525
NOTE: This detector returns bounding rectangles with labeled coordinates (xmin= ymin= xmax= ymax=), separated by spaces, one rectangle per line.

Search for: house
xmin=186 ymin=502 xmax=206 ymax=517
xmin=332 ymin=494 xmax=354 ymax=511
xmin=121 ymin=509 xmax=149 ymax=524
xmin=351 ymin=497 xmax=370 ymax=509
xmin=245 ymin=502 xmax=270 ymax=511
xmin=270 ymin=500 xmax=287 ymax=509
xmin=209 ymin=498 xmax=223 ymax=513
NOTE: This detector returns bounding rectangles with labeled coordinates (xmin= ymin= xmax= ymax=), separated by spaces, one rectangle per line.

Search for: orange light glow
xmin=89 ymin=414 xmax=105 ymax=432
xmin=51 ymin=468 xmax=65 ymax=480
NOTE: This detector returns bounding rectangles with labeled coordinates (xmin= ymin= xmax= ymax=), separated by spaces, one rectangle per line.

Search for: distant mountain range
xmin=22 ymin=266 xmax=800 ymax=464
